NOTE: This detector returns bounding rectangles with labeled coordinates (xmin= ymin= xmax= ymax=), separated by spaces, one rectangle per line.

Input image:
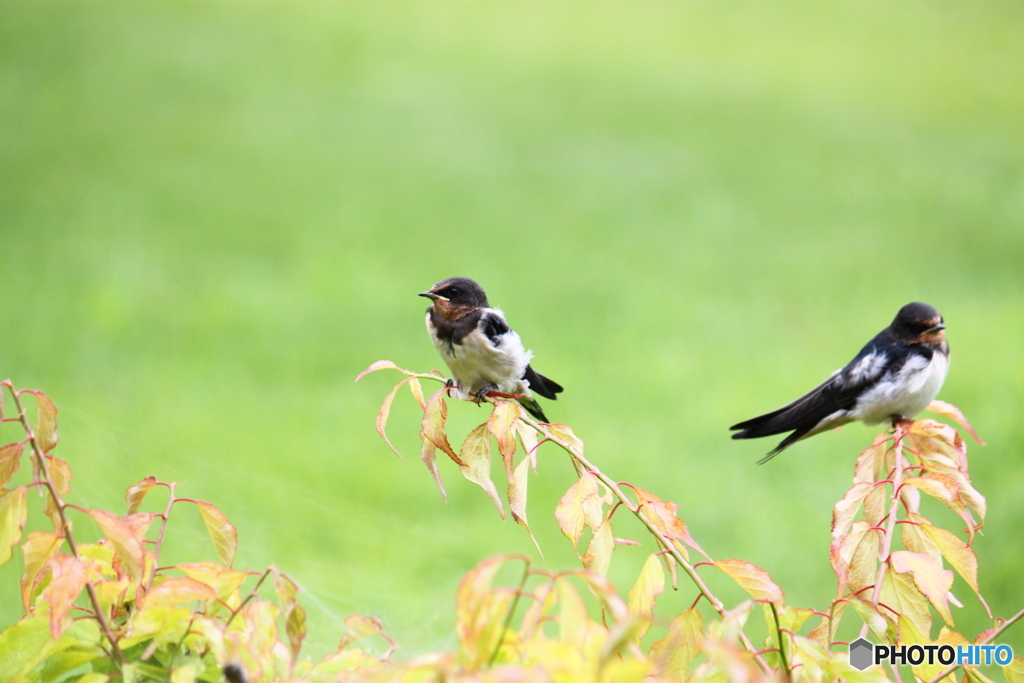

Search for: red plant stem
xmin=517 ymin=410 xmax=771 ymax=674
xmin=148 ymin=482 xmax=177 ymax=592
xmin=5 ymin=383 xmax=125 ymax=664
xmin=858 ymin=424 xmax=907 ymax=640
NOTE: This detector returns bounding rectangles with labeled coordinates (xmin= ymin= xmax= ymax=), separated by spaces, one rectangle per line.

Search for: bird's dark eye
xmin=448 ymin=287 xmax=460 ymax=296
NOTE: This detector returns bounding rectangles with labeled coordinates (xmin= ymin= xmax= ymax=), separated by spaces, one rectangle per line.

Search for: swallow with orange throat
xmin=731 ymin=302 xmax=950 ymax=463
xmin=419 ymin=277 xmax=563 ymax=422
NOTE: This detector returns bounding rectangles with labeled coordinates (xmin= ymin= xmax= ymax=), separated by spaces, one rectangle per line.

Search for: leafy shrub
xmin=1 ymin=368 xmax=1021 ymax=683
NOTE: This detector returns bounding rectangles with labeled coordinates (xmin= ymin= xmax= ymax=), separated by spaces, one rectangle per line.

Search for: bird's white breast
xmin=426 ymin=309 xmax=532 ymax=399
xmin=852 ymin=350 xmax=949 ymax=425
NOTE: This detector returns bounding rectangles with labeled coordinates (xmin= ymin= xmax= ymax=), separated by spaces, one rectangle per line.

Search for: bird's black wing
xmin=730 ymin=329 xmax=903 ymax=458
xmin=523 ymin=365 xmax=563 ymax=400
xmin=481 ymin=312 xmax=510 ymax=345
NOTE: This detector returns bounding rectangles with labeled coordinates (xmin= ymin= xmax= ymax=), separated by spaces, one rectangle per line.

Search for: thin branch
xmin=858 ymin=424 xmax=907 ymax=640
xmin=925 ymin=605 xmax=1024 ymax=683
xmin=770 ymin=602 xmax=792 ymax=683
xmin=488 ymin=558 xmax=531 ymax=667
xmin=148 ymin=482 xmax=177 ymax=592
xmin=7 ymin=384 xmax=125 ymax=664
xmin=515 ymin=408 xmax=772 ymax=673
xmin=224 ymin=568 xmax=273 ymax=630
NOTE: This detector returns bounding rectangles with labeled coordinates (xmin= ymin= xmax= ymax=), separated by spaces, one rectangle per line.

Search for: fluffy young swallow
xmin=731 ymin=302 xmax=949 ymax=463
xmin=419 ymin=277 xmax=563 ymax=422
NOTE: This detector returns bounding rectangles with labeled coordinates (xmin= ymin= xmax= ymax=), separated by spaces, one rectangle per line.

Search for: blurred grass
xmin=2 ymin=0 xmax=1023 ymax=659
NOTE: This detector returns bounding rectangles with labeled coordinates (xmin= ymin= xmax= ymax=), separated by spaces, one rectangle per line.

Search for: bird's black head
xmin=419 ymin=277 xmax=490 ymax=318
xmin=890 ymin=302 xmax=946 ymax=344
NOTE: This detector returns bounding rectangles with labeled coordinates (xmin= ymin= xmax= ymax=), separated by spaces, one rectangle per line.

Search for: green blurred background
xmin=2 ymin=0 xmax=1022 ymax=660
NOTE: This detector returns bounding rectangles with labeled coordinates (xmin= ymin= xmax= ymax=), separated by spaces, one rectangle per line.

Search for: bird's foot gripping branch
xmin=359 ymin=361 xmax=1024 ymax=683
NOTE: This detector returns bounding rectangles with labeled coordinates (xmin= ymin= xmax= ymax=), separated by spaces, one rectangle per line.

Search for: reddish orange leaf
xmin=458 ymin=425 xmax=504 ymax=519
xmin=0 ymin=486 xmax=29 ymax=567
xmin=88 ymin=508 xmax=145 ymax=583
xmin=487 ymin=401 xmax=522 ymax=478
xmin=927 ymin=400 xmax=985 ymax=445
xmin=634 ymin=486 xmax=708 ymax=559
xmin=192 ymin=500 xmax=238 ymax=567
xmin=144 ymin=577 xmax=218 ymax=607
xmin=891 ymin=550 xmax=955 ymax=626
xmin=714 ymin=559 xmax=784 ymax=604
xmin=0 ymin=442 xmax=24 ymax=490
xmin=420 ymin=389 xmax=464 ymax=466
xmin=126 ymin=476 xmax=158 ymax=515
xmin=20 ymin=531 xmax=63 ymax=610
xmin=34 ymin=392 xmax=59 ymax=453
xmin=43 ymin=554 xmax=88 ymax=639
xmin=627 ymin=554 xmax=665 ymax=639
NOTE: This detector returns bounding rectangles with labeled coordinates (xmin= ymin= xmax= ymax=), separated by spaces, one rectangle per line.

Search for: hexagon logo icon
xmin=850 ymin=638 xmax=874 ymax=671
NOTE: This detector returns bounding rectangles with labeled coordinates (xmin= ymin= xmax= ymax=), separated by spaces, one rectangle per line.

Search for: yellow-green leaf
xmin=546 ymin=423 xmax=585 ymax=454
xmin=0 ymin=442 xmax=24 ymax=490
xmin=458 ymin=424 xmax=504 ymax=519
xmin=583 ymin=519 xmax=614 ymax=577
xmin=916 ymin=516 xmax=979 ymax=593
xmin=881 ymin=567 xmax=932 ymax=638
xmin=891 ymin=550 xmax=955 ymax=626
xmin=555 ymin=472 xmax=600 ymax=551
xmin=20 ymin=531 xmax=63 ymax=610
xmin=421 ymin=388 xmax=464 ymax=466
xmin=487 ymin=400 xmax=522 ymax=478
xmin=650 ymin=608 xmax=703 ymax=681
xmin=286 ymin=605 xmax=307 ymax=662
xmin=88 ymin=508 xmax=145 ymax=583
xmin=407 ymin=377 xmax=426 ymax=409
xmin=192 ymin=500 xmax=238 ymax=567
xmin=832 ymin=482 xmax=872 ymax=539
xmin=0 ymin=487 xmax=29 ymax=567
xmin=144 ymin=577 xmax=217 ymax=607
xmin=627 ymin=554 xmax=664 ymax=639
xmin=34 ymin=392 xmax=59 ymax=453
xmin=714 ymin=559 xmax=784 ymax=604
xmin=1002 ymin=656 xmax=1024 ymax=683
xmin=125 ymin=476 xmax=158 ymax=515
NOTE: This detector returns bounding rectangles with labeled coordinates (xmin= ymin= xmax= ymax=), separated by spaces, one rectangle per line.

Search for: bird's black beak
xmin=927 ymin=323 xmax=946 ymax=332
xmin=419 ymin=291 xmax=448 ymax=302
